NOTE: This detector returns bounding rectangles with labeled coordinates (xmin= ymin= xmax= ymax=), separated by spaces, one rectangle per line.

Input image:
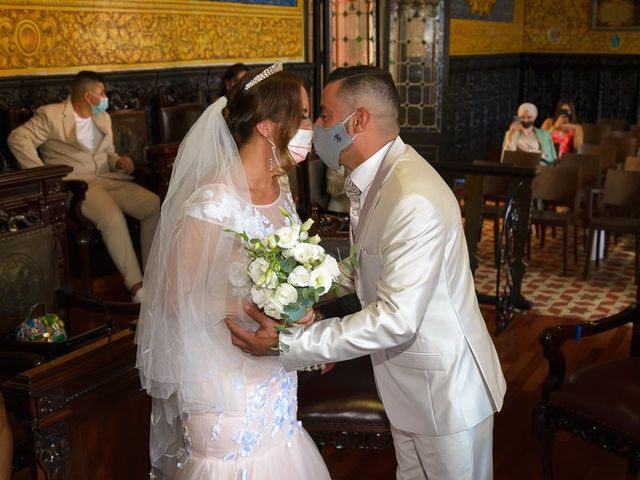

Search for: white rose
xmin=292 ymin=243 xmax=324 ymax=264
xmin=229 ymin=261 xmax=250 ymax=288
xmin=275 ymin=225 xmax=301 ymax=249
xmin=288 ymin=265 xmax=311 ymax=287
xmin=251 ymin=286 xmax=270 ymax=309
xmin=318 ymin=255 xmax=340 ymax=280
xmin=274 ymin=283 xmax=298 ymax=306
xmin=309 ymin=267 xmax=333 ymax=294
xmin=248 ymin=258 xmax=269 ymax=285
xmin=263 ymin=297 xmax=284 ymax=320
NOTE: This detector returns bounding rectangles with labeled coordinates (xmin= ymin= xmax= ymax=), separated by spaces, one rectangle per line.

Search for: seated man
xmin=8 ymin=71 xmax=159 ymax=302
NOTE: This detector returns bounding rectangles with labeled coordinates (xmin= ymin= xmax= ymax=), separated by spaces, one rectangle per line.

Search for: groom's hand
xmin=224 ymin=303 xmax=280 ymax=356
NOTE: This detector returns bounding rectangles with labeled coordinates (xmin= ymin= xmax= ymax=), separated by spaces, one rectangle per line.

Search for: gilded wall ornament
xmin=467 ymin=0 xmax=497 ymax=16
xmin=0 ymin=1 xmax=305 ymax=75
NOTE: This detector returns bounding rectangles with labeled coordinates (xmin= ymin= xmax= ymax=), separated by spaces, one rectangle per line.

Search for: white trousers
xmin=391 ymin=415 xmax=494 ymax=480
xmin=80 ymin=178 xmax=160 ymax=289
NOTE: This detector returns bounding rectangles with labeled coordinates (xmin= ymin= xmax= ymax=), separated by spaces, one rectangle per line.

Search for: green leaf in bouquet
xmin=284 ymin=303 xmax=309 ymax=322
xmin=274 ymin=324 xmax=292 ymax=335
xmin=280 ymin=256 xmax=297 ymax=273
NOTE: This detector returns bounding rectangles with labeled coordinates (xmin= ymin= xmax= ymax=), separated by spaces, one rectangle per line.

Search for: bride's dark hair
xmin=224 ymin=69 xmax=305 ymax=173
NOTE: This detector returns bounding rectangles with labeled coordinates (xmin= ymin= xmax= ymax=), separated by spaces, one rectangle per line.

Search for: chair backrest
xmin=532 ymin=165 xmax=580 ymax=205
xmin=598 ymin=117 xmax=626 ymax=132
xmin=601 ymin=134 xmax=637 ymax=163
xmin=502 ymin=150 xmax=541 ymax=168
xmin=158 ymin=102 xmax=205 ymax=144
xmin=560 ymin=153 xmax=600 ymax=187
xmin=578 ymin=143 xmax=616 ymax=172
xmin=623 ymin=156 xmax=640 ymax=172
xmin=581 ymin=123 xmax=612 ymax=145
xmin=602 ymin=169 xmax=640 ymax=211
xmin=109 ymin=109 xmax=148 ymax=165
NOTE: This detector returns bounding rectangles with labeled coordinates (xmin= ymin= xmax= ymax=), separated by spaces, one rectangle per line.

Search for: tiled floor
xmin=474 ymin=225 xmax=638 ymax=320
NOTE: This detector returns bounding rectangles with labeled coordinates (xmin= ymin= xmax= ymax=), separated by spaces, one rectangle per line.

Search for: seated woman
xmin=501 ymin=102 xmax=557 ymax=165
xmin=541 ymin=99 xmax=584 ymax=159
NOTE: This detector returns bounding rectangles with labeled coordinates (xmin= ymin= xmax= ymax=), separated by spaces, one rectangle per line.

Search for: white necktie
xmin=345 ymin=176 xmax=361 ymax=244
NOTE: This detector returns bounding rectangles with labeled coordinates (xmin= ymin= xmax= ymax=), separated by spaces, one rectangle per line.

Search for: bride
xmin=135 ymin=63 xmax=331 ymax=479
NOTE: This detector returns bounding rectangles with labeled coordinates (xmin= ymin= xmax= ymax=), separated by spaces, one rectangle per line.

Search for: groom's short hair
xmin=326 ymin=66 xmax=400 ymax=131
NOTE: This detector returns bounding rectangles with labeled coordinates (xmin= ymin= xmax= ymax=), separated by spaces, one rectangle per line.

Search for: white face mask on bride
xmin=286 ymin=128 xmax=313 ymax=164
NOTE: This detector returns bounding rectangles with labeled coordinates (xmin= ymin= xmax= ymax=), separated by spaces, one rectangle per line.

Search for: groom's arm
xmin=281 ymin=194 xmax=446 ymax=371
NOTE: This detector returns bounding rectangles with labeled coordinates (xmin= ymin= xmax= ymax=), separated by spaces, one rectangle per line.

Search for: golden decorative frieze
xmin=467 ymin=0 xmax=497 ymax=16
xmin=0 ymin=1 xmax=304 ymax=76
xmin=523 ymin=0 xmax=640 ymax=54
xmin=450 ymin=0 xmax=523 ymax=55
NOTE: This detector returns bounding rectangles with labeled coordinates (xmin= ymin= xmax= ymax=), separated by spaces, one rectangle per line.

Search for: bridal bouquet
xmin=226 ymin=207 xmax=340 ymax=352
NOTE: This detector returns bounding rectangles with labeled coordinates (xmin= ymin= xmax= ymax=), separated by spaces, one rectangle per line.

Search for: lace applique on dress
xmin=222 ymin=366 xmax=299 ymax=462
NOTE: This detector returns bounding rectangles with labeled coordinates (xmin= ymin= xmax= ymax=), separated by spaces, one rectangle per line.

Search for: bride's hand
xmin=295 ymin=308 xmax=315 ymax=327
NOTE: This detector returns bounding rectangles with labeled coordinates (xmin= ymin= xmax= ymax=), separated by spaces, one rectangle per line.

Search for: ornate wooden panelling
xmin=0 ymin=63 xmax=314 ymax=168
xmin=0 ymin=0 xmax=305 ymax=76
xmin=521 ymin=54 xmax=640 ymax=127
xmin=446 ymin=54 xmax=520 ymax=161
xmin=445 ymin=53 xmax=640 ymax=162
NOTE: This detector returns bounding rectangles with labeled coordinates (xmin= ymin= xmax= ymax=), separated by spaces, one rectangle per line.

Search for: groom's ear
xmin=352 ymin=107 xmax=370 ymax=134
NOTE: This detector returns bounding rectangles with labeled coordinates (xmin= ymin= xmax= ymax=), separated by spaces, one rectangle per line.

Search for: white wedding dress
xmin=170 ymin=181 xmax=330 ymax=480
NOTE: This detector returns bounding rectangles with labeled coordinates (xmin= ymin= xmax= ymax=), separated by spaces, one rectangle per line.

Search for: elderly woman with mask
xmin=501 ymin=102 xmax=557 ymax=165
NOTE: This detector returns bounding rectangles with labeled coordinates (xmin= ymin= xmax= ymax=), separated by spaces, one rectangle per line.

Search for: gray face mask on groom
xmin=312 ymin=110 xmax=359 ymax=171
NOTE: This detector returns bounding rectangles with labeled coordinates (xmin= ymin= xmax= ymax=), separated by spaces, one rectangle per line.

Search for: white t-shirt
xmin=73 ymin=111 xmax=104 ymax=152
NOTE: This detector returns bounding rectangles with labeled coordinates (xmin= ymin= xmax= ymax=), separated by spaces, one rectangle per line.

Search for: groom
xmin=225 ymin=65 xmax=506 ymax=480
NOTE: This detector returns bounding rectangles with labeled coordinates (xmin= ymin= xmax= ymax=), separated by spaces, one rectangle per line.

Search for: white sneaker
xmin=131 ymin=286 xmax=145 ymax=303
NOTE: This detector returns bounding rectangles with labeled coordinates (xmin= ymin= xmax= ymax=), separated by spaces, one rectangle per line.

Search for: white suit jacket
xmin=282 ymin=137 xmax=507 ymax=436
xmin=8 ymin=97 xmax=120 ymax=180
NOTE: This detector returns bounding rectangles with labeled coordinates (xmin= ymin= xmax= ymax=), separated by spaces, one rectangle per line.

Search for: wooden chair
xmin=298 ymin=295 xmax=392 ymax=450
xmin=533 ymin=304 xmax=640 ymax=480
xmin=158 ymin=102 xmax=204 ymax=144
xmin=530 ymin=165 xmax=582 ymax=276
xmin=624 ymin=156 xmax=640 ymax=172
xmin=584 ymin=169 xmax=640 ymax=283
xmin=578 ymin=143 xmax=617 ymax=173
xmin=581 ymin=122 xmax=612 ymax=145
xmin=560 ymin=153 xmax=600 ymax=189
xmin=598 ymin=117 xmax=626 ymax=132
xmin=602 ymin=134 xmax=637 ymax=166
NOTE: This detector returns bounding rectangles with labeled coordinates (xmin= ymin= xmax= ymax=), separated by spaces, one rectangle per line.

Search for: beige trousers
xmin=391 ymin=415 xmax=494 ymax=480
xmin=80 ymin=178 xmax=160 ymax=289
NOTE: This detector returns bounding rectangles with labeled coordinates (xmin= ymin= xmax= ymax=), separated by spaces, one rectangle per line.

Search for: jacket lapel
xmin=353 ymin=137 xmax=406 ymax=248
xmin=62 ymin=98 xmax=80 ymax=148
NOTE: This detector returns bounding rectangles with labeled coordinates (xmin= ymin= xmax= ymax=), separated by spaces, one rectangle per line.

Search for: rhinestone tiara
xmin=244 ymin=61 xmax=283 ymax=91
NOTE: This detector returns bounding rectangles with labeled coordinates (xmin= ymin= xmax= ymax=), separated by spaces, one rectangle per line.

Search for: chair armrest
xmin=63 ymin=179 xmax=90 ymax=225
xmin=63 ymin=179 xmax=88 ymax=196
xmin=539 ymin=303 xmax=640 ymax=399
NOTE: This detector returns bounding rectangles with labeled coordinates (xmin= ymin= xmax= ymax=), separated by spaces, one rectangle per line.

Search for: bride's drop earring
xmin=268 ymin=157 xmax=274 ymax=172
